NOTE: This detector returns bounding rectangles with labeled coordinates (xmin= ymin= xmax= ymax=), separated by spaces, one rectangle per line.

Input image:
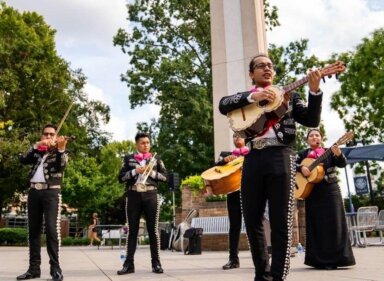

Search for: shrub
xmin=61 ymin=237 xmax=90 ymax=246
xmin=181 ymin=175 xmax=205 ymax=196
xmin=205 ymin=194 xmax=227 ymax=202
xmin=0 ymin=228 xmax=28 ymax=246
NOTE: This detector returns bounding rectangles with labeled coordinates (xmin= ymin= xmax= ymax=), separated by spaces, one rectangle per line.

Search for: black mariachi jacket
xmin=20 ymin=147 xmax=68 ymax=186
xmin=215 ymin=151 xmax=231 ymax=166
xmin=296 ymin=148 xmax=347 ymax=184
xmin=118 ymin=153 xmax=167 ymax=189
xmin=219 ymin=91 xmax=323 ymax=147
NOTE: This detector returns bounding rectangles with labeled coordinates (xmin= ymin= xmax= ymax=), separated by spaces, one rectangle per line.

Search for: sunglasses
xmin=43 ymin=132 xmax=56 ymax=137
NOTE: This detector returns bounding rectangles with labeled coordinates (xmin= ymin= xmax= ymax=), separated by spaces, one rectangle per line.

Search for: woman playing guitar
xmin=296 ymin=128 xmax=355 ymax=269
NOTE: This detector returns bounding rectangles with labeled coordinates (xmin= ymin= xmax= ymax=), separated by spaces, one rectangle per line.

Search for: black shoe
xmin=117 ymin=264 xmax=135 ymax=275
xmin=51 ymin=271 xmax=64 ymax=281
xmin=222 ymin=259 xmax=240 ymax=270
xmin=152 ymin=264 xmax=164 ymax=274
xmin=16 ymin=271 xmax=41 ymax=280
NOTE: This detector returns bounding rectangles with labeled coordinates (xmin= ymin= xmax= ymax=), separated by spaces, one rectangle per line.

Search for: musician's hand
xmin=204 ymin=186 xmax=213 ymax=196
xmin=331 ymin=144 xmax=342 ymax=157
xmin=301 ymin=166 xmax=311 ymax=177
xmin=36 ymin=139 xmax=51 ymax=147
xmin=135 ymin=166 xmax=146 ymax=174
xmin=251 ymin=88 xmax=275 ymax=103
xmin=56 ymin=136 xmax=67 ymax=151
xmin=224 ymin=155 xmax=236 ymax=162
xmin=307 ymin=68 xmax=321 ymax=93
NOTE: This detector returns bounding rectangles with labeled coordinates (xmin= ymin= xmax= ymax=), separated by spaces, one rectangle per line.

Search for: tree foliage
xmin=330 ymin=28 xmax=384 ymax=144
xmin=61 ymin=140 xmax=139 ymax=226
xmin=331 ymin=28 xmax=384 ymax=195
xmin=0 ymin=3 xmax=111 ymax=220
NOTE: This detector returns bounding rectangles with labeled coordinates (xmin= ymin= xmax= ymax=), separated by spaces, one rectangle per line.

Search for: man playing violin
xmin=117 ymin=132 xmax=167 ymax=275
xmin=219 ymin=54 xmax=323 ymax=281
xmin=17 ymin=124 xmax=68 ymax=281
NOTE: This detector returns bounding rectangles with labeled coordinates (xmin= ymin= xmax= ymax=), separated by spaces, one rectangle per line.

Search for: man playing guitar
xmin=219 ymin=53 xmax=323 ymax=281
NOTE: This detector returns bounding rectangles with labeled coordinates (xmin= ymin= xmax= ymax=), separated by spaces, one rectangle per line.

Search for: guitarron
xmin=201 ymin=157 xmax=244 ymax=195
xmin=171 ymin=209 xmax=198 ymax=252
xmin=294 ymin=131 xmax=354 ymax=200
xmin=227 ymin=61 xmax=346 ymax=138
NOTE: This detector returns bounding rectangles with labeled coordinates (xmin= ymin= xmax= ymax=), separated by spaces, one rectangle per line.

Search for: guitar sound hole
xmin=258 ymin=99 xmax=269 ymax=107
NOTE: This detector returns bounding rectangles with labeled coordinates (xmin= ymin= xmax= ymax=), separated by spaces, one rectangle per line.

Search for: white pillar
xmin=211 ymin=0 xmax=267 ymax=158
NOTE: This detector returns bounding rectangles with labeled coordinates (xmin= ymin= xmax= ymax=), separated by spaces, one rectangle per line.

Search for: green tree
xmin=0 ymin=3 xmax=110 ymax=220
xmin=62 ymin=140 xmax=136 ymax=226
xmin=330 ymin=28 xmax=384 ymax=144
xmin=330 ymin=28 xmax=384 ymax=196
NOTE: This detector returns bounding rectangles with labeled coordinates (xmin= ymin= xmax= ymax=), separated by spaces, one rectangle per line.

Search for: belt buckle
xmin=254 ymin=139 xmax=266 ymax=150
xmin=35 ymin=183 xmax=44 ymax=189
xmin=135 ymin=183 xmax=147 ymax=192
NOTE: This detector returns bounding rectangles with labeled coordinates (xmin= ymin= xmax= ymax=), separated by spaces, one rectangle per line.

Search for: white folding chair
xmin=355 ymin=206 xmax=379 ymax=246
xmin=375 ymin=210 xmax=384 ymax=244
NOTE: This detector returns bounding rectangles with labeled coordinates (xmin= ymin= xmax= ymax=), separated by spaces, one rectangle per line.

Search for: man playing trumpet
xmin=117 ymin=132 xmax=167 ymax=275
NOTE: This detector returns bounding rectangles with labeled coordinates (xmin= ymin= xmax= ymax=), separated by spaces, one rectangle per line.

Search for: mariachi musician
xmin=214 ymin=133 xmax=249 ymax=270
xmin=17 ymin=124 xmax=68 ymax=281
xmin=117 ymin=132 xmax=167 ymax=275
xmin=296 ymin=128 xmax=355 ymax=269
xmin=219 ymin=53 xmax=323 ymax=281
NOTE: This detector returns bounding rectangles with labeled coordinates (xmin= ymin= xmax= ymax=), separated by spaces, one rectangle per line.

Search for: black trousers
xmin=227 ymin=190 xmax=242 ymax=260
xmin=241 ymin=147 xmax=295 ymax=281
xmin=27 ymin=188 xmax=62 ymax=274
xmin=124 ymin=190 xmax=161 ymax=266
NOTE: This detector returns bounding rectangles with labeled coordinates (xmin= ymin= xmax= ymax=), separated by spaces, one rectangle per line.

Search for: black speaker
xmin=168 ymin=172 xmax=180 ymax=191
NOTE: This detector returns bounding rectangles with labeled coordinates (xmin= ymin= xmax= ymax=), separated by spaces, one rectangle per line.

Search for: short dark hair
xmin=42 ymin=124 xmax=57 ymax=134
xmin=249 ymin=53 xmax=270 ymax=72
xmin=135 ymin=132 xmax=150 ymax=142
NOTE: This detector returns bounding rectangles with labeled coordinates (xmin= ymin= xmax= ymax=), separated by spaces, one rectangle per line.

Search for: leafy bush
xmin=61 ymin=237 xmax=90 ymax=246
xmin=344 ymin=194 xmax=384 ymax=212
xmin=205 ymin=194 xmax=227 ymax=202
xmin=0 ymin=228 xmax=28 ymax=245
xmin=181 ymin=175 xmax=205 ymax=196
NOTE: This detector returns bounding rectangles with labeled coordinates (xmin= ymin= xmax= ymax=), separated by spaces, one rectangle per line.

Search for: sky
xmin=4 ymin=0 xmax=384 ymax=197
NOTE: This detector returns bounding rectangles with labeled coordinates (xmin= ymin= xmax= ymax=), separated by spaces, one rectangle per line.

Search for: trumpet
xmin=134 ymin=153 xmax=157 ymax=192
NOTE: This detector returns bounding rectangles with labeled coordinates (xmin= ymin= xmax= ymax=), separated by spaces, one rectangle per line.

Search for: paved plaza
xmin=0 ymin=244 xmax=383 ymax=281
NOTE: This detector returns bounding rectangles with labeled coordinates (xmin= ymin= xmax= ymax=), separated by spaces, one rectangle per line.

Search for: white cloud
xmin=83 ymin=83 xmax=107 ymax=103
xmin=268 ymin=0 xmax=384 ymax=59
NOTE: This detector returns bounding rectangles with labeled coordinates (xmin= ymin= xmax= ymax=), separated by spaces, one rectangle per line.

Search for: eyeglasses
xmin=253 ymin=63 xmax=274 ymax=70
xmin=43 ymin=132 xmax=55 ymax=137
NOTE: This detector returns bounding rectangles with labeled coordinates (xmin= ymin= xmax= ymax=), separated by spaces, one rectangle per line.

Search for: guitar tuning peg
xmin=322 ymin=77 xmax=326 ymax=83
xmin=335 ymin=73 xmax=339 ymax=80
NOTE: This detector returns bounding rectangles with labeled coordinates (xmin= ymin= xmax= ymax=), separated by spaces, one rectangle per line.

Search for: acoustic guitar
xmin=294 ymin=131 xmax=354 ymax=200
xmin=227 ymin=61 xmax=346 ymax=138
xmin=201 ymin=156 xmax=244 ymax=195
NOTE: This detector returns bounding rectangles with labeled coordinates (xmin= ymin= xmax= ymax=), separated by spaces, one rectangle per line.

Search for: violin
xmin=37 ymin=136 xmax=76 ymax=152
xmin=37 ymin=102 xmax=75 ymax=152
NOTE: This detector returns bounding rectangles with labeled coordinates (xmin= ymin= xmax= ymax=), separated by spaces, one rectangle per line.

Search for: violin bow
xmin=55 ymin=101 xmax=74 ymax=137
